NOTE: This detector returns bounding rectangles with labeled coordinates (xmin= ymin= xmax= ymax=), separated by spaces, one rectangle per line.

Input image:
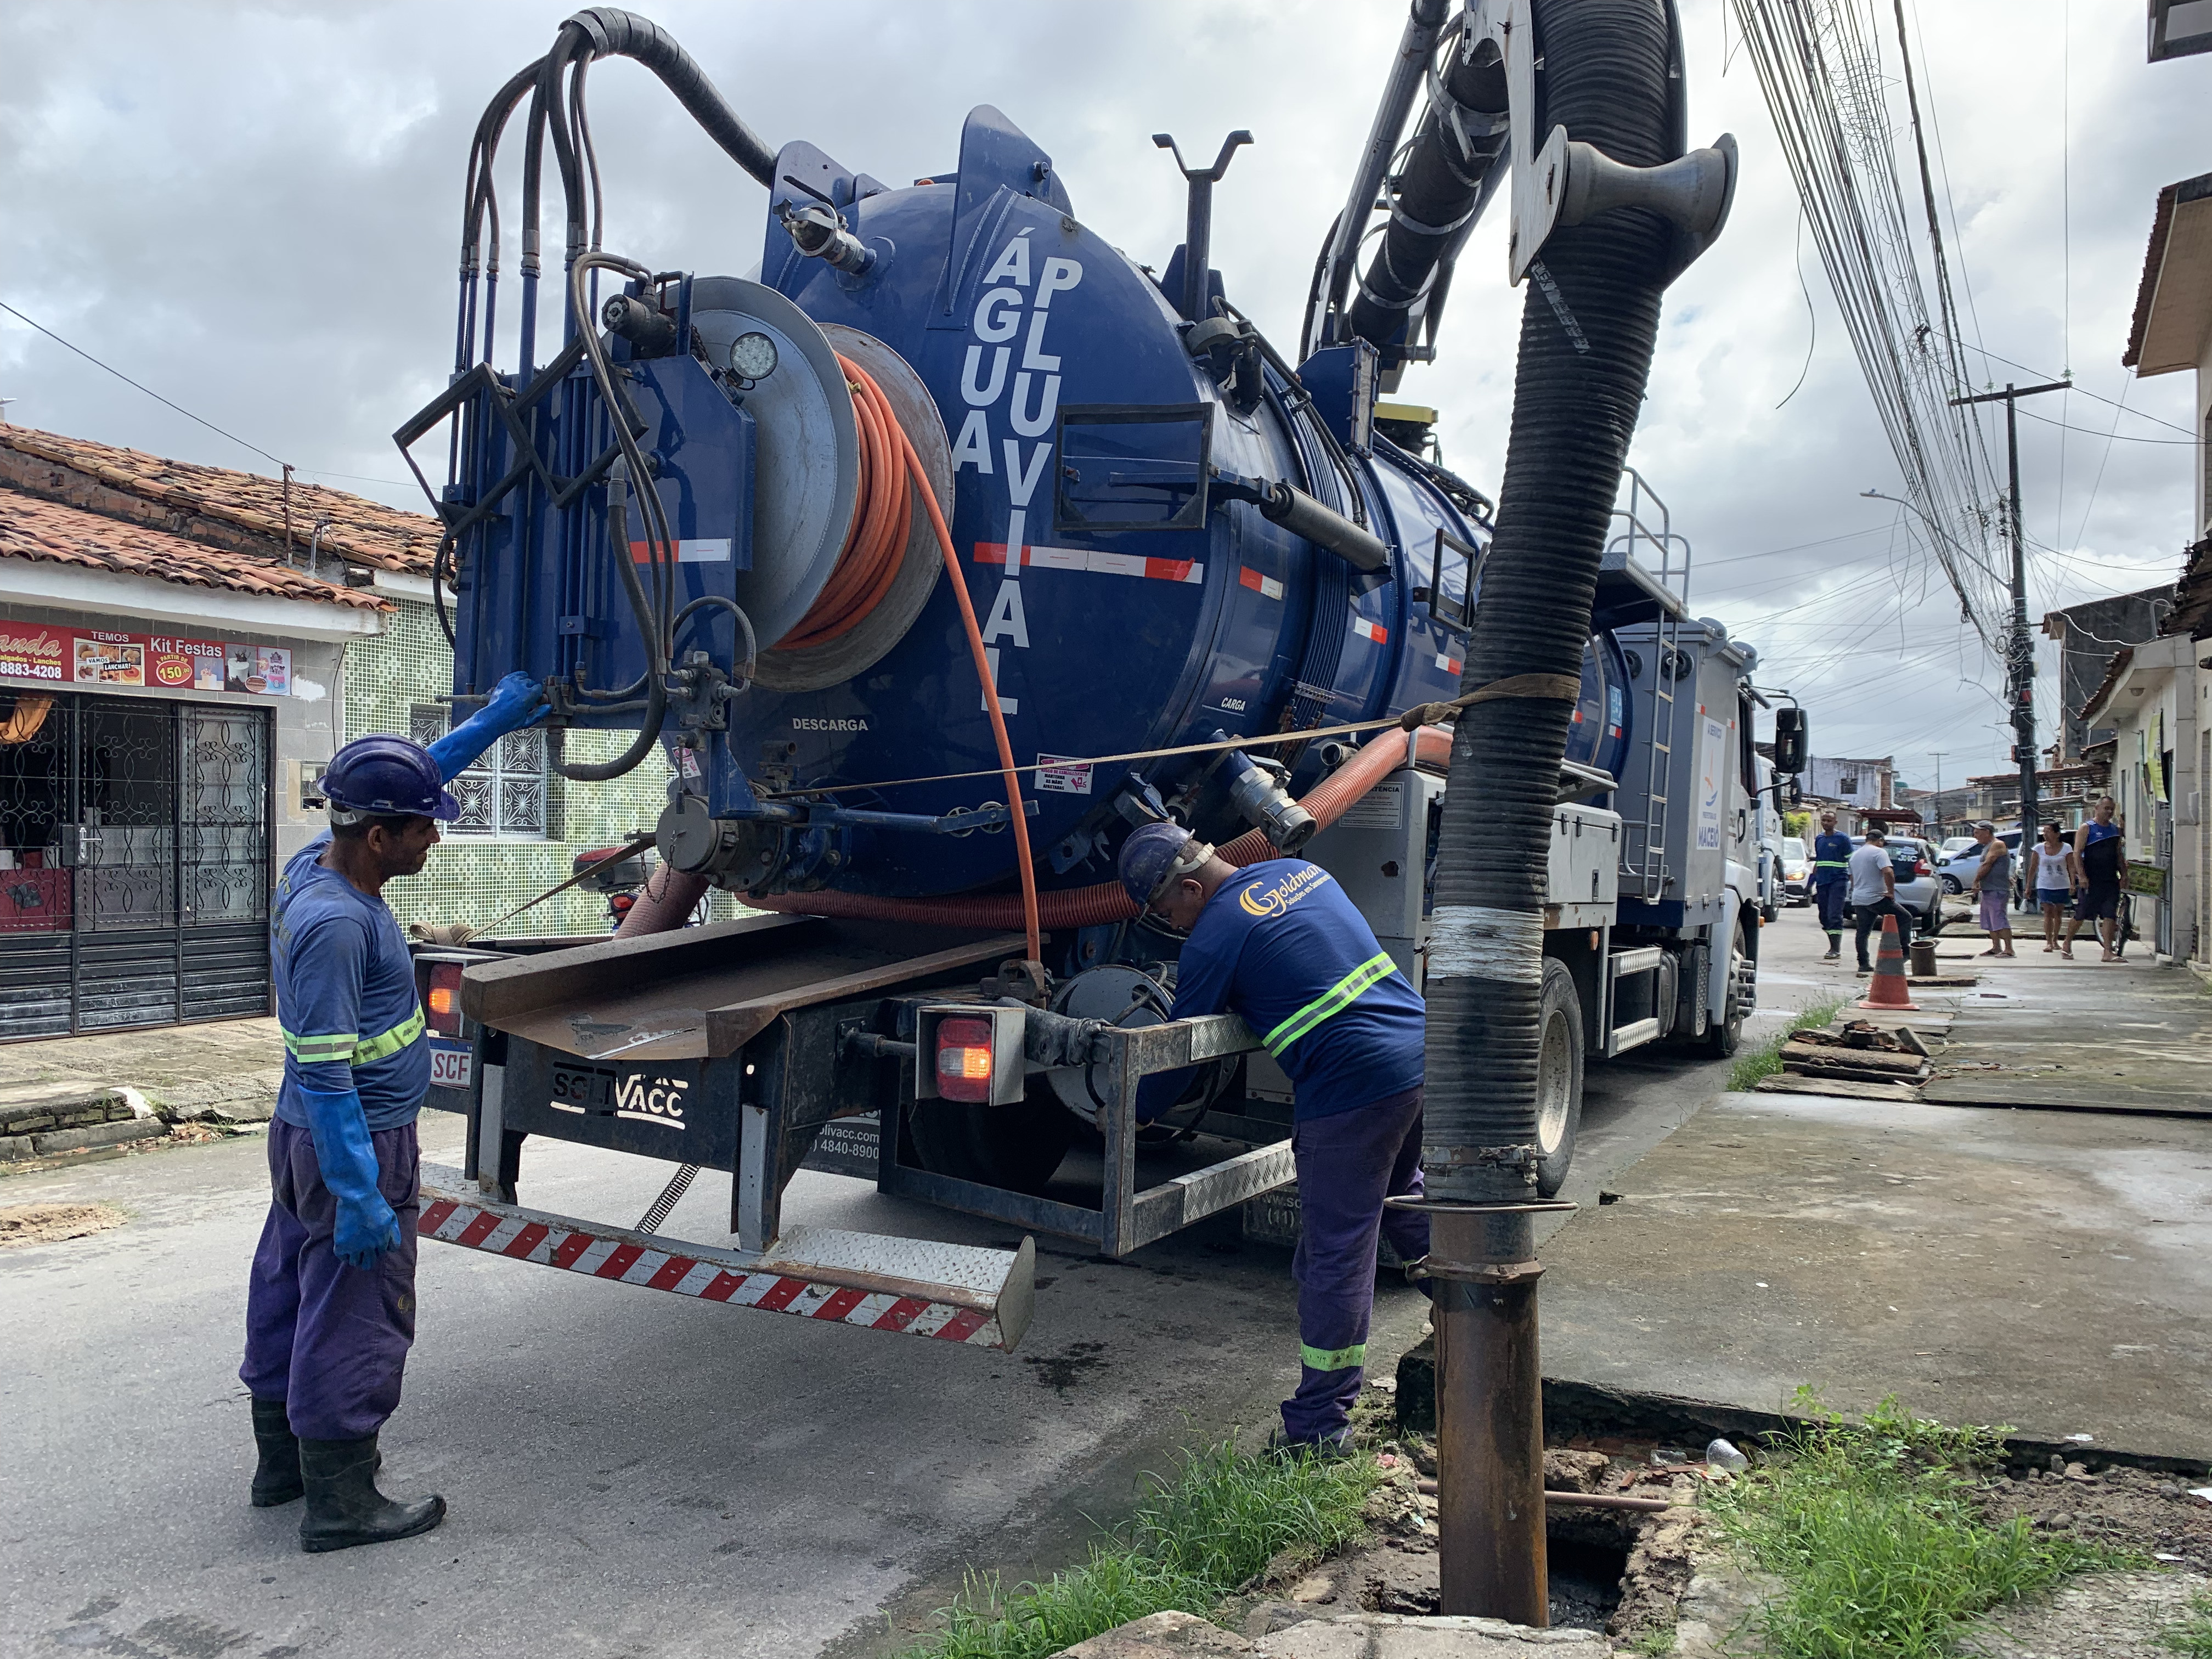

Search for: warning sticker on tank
xmin=1035 ymin=754 xmax=1093 ymax=795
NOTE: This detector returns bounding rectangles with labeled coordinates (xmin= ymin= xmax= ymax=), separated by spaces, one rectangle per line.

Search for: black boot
xmin=250 ymin=1397 xmax=302 ymax=1508
xmin=297 ymin=1434 xmax=445 ymax=1553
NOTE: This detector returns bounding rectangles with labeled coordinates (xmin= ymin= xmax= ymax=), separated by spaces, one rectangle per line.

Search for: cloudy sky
xmin=2 ymin=1 xmax=2204 ymax=795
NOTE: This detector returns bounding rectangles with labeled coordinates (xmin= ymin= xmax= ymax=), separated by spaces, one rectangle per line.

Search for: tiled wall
xmin=343 ymin=601 xmax=738 ymax=936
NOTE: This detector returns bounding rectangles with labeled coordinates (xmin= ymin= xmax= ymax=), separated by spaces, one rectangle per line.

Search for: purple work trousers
xmin=1282 ymin=1087 xmax=1429 ymax=1446
xmin=239 ymin=1118 xmax=421 ymax=1442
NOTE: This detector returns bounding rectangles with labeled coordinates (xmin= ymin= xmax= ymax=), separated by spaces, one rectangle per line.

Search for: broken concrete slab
xmin=1957 ymin=1568 xmax=2210 ymax=1657
xmin=1752 ymin=1075 xmax=1921 ymax=1102
xmin=1051 ymin=1611 xmax=1613 ymax=1657
xmin=1054 ymin=1610 xmax=1256 ymax=1657
xmin=27 ymin=1116 xmax=166 ymax=1157
xmin=0 ymin=1078 xmax=132 ymax=1135
xmin=2 ymin=1018 xmax=283 ymax=1125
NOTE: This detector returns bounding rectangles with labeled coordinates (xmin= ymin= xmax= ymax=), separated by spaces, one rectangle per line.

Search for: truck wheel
xmin=1535 ymin=958 xmax=1585 ymax=1199
xmin=909 ymin=1086 xmax=1076 ymax=1196
xmin=1700 ymin=927 xmax=1750 ymax=1058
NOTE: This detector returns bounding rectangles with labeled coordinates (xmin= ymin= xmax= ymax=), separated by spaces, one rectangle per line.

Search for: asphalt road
xmin=0 ymin=913 xmax=1826 ymax=1659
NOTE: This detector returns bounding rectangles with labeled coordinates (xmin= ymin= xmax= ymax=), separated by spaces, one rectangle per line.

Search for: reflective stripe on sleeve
xmin=1264 ymin=952 xmax=1396 ymax=1057
xmin=1301 ymin=1342 xmax=1367 ymax=1372
xmin=282 ymin=1029 xmax=357 ymax=1064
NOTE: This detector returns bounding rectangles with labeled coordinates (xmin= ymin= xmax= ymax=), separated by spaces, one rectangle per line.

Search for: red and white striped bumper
xmin=416 ymin=1164 xmax=1034 ymax=1351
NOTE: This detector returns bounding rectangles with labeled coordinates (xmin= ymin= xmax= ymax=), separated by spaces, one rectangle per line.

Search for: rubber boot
xmin=250 ymin=1397 xmax=302 ymax=1508
xmin=297 ymin=1434 xmax=445 ymax=1553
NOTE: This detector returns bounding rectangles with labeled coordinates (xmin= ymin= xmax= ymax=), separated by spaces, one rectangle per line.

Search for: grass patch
xmin=2158 ymin=1592 xmax=2212 ymax=1657
xmin=898 ymin=1442 xmax=1378 ymax=1659
xmin=1706 ymin=1391 xmax=2123 ymax=1659
xmin=1728 ymin=993 xmax=1849 ymax=1092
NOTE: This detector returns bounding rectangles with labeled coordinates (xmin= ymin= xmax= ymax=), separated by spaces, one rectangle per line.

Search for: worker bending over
xmin=1809 ymin=810 xmax=1851 ymax=961
xmin=1118 ymin=824 xmax=1427 ymax=1455
xmin=240 ymin=673 xmax=545 ymax=1551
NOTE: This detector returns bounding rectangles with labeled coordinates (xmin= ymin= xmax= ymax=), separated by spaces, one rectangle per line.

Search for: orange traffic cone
xmin=1859 ymin=914 xmax=1920 ymax=1011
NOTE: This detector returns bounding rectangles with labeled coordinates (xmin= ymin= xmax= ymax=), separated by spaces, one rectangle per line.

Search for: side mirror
xmin=1773 ymin=705 xmax=1809 ymax=776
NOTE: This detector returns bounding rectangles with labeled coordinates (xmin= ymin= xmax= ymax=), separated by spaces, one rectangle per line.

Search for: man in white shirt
xmin=1846 ymin=828 xmax=1911 ymax=975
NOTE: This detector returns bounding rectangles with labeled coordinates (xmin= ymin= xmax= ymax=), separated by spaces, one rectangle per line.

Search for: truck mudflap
xmin=416 ymin=1163 xmax=1035 ymax=1351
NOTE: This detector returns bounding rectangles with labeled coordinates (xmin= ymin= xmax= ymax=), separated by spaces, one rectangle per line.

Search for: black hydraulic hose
xmin=561 ymin=460 xmax=668 ymax=781
xmin=1422 ymin=0 xmax=1678 ymax=1204
xmin=561 ymin=8 xmax=778 ymax=186
xmin=1346 ymin=16 xmax=1511 ymax=355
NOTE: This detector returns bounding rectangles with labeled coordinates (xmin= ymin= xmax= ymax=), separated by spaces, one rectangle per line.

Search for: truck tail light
xmin=935 ymin=1016 xmax=995 ymax=1103
xmin=426 ymin=962 xmax=464 ymax=1037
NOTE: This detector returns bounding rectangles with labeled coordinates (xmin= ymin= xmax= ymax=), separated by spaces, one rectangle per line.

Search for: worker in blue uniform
xmin=1119 ymin=822 xmax=1428 ymax=1455
xmin=240 ymin=673 xmax=545 ymax=1551
xmin=1810 ymin=809 xmax=1853 ymax=961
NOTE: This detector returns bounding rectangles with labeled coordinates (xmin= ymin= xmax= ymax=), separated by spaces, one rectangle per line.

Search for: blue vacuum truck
xmin=399 ymin=2 xmax=1782 ymax=1350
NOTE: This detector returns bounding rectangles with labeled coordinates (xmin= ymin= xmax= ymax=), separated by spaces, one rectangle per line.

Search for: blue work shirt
xmin=270 ymin=832 xmax=428 ymax=1132
xmin=1811 ymin=831 xmax=1853 ymax=888
xmin=1137 ymin=858 xmax=1425 ymax=1123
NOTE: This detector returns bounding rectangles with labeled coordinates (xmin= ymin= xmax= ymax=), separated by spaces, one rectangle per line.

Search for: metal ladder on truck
xmin=1609 ymin=468 xmax=1693 ymax=902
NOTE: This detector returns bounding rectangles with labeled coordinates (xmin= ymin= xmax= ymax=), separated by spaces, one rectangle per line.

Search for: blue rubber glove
xmin=425 ymin=672 xmax=549 ymax=783
xmin=297 ymin=1086 xmax=400 ymax=1271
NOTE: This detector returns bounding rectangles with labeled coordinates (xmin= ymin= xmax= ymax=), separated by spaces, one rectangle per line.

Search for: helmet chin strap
xmin=1146 ymin=837 xmax=1217 ymax=910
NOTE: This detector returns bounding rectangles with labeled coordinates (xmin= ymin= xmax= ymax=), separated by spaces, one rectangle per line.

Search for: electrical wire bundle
xmin=1731 ymin=0 xmax=2013 ymax=655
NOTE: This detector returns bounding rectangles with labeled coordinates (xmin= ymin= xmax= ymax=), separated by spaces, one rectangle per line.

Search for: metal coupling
xmin=781 ymin=202 xmax=874 ymax=275
xmin=1217 ymin=742 xmax=1316 ymax=853
xmin=601 ymin=292 xmax=678 ymax=356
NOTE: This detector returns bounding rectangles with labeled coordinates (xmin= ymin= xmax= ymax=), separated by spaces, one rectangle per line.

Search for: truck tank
xmin=420 ymin=101 xmax=1632 ymax=916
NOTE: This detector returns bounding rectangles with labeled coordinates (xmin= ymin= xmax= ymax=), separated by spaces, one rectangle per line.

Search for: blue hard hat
xmin=323 ymin=735 xmax=460 ymax=823
xmin=1119 ymin=821 xmax=1209 ymax=910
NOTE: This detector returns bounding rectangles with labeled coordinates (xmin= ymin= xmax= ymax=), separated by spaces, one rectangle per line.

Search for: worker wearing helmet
xmin=1810 ymin=810 xmax=1852 ymax=961
xmin=239 ymin=672 xmax=545 ymax=1551
xmin=1118 ymin=822 xmax=1427 ymax=1456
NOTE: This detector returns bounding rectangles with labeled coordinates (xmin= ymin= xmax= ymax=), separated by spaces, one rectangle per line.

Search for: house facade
xmin=0 ymin=425 xmax=707 ymax=1042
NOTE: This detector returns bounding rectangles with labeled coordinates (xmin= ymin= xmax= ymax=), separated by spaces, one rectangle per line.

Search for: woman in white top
xmin=2024 ymin=821 xmax=2082 ymax=956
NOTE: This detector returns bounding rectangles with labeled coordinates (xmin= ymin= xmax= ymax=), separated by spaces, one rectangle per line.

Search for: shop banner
xmin=0 ymin=624 xmax=289 ymax=696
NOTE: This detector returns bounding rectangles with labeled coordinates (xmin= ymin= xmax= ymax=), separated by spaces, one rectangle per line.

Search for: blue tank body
xmin=443 ymin=107 xmax=1629 ymax=900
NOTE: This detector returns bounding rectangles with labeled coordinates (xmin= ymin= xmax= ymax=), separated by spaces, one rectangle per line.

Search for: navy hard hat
xmin=1118 ymin=821 xmax=1214 ymax=910
xmin=323 ymin=735 xmax=460 ymax=824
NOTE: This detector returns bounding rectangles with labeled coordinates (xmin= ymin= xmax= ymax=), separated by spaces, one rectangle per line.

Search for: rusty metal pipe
xmin=1417 ymin=1479 xmax=1673 ymax=1514
xmin=1430 ymin=1206 xmax=1549 ymax=1626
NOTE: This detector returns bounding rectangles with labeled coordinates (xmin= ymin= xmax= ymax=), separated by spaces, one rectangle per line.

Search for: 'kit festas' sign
xmin=0 ymin=623 xmax=290 ymax=695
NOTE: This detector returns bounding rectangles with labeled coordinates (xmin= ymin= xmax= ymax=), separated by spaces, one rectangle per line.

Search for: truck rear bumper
xmin=416 ymin=1162 xmax=1035 ymax=1351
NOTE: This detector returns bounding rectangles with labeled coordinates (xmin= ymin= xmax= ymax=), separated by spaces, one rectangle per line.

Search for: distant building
xmin=2040 ymin=589 xmax=2176 ymax=760
xmin=1805 ymin=756 xmax=1893 ymax=812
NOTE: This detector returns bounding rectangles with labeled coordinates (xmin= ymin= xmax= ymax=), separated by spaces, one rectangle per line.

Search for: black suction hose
xmin=1421 ymin=0 xmax=1678 ymax=1204
xmin=562 ymin=8 xmax=778 ymax=185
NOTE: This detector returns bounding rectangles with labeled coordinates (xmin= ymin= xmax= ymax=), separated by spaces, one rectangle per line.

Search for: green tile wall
xmin=343 ymin=602 xmax=741 ymax=936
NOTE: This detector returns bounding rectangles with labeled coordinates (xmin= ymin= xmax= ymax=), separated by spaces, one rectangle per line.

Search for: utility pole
xmin=1948 ymin=379 xmax=2070 ymax=847
xmin=1929 ymin=751 xmax=1947 ymax=838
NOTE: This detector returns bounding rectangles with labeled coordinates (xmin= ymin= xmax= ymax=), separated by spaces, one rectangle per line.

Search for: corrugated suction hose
xmin=749 ymin=724 xmax=1453 ymax=932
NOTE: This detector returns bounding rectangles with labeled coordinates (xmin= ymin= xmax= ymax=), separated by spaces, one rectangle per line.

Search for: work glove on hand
xmin=296 ymin=1086 xmax=400 ymax=1271
xmin=425 ymin=671 xmax=549 ymax=783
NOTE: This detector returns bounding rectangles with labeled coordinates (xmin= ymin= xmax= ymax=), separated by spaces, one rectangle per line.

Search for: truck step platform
xmin=416 ymin=1163 xmax=1034 ymax=1351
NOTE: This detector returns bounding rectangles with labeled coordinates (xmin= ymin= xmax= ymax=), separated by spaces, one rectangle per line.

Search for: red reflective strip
xmin=871 ymin=1297 xmax=929 ymax=1332
xmin=812 ymin=1286 xmax=868 ymax=1322
xmin=753 ymin=1277 xmax=809 ymax=1312
xmin=550 ymin=1232 xmax=595 ymax=1270
xmin=1239 ymin=566 xmax=1264 ymax=591
xmin=502 ymin=1222 xmax=550 ymax=1259
xmin=595 ymin=1243 xmax=645 ymax=1279
xmin=456 ymin=1211 xmax=503 ymax=1248
xmin=647 ymin=1256 xmax=698 ymax=1291
xmin=697 ymin=1271 xmax=749 ymax=1302
xmin=417 ymin=1200 xmax=459 ymax=1235
xmin=1143 ymin=557 xmax=1196 ymax=582
xmin=936 ymin=1307 xmax=990 ymax=1343
xmin=973 ymin=541 xmax=1013 ymax=565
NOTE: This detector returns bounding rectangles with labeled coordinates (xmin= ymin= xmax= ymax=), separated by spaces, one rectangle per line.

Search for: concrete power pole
xmin=1949 ymin=380 xmax=2070 ymax=846
xmin=1929 ymin=751 xmax=1946 ymax=838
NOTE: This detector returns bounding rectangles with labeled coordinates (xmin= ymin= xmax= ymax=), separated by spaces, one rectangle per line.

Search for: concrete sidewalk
xmin=1532 ymin=914 xmax=2212 ymax=1464
xmin=3 ymin=1017 xmax=283 ymax=1126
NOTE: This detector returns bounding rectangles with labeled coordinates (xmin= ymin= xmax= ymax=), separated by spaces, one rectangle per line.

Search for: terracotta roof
xmin=2079 ymin=646 xmax=2134 ymax=724
xmin=2124 ymin=172 xmax=2212 ymax=371
xmin=0 ymin=426 xmax=437 ymax=574
xmin=0 ymin=488 xmax=386 ymax=611
xmin=2165 ymin=535 xmax=2212 ymax=640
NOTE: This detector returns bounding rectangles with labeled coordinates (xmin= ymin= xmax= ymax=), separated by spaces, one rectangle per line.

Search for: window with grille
xmin=409 ymin=706 xmax=547 ymax=838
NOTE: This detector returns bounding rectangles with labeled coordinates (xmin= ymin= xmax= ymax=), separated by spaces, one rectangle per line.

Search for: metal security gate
xmin=0 ymin=690 xmax=272 ymax=1041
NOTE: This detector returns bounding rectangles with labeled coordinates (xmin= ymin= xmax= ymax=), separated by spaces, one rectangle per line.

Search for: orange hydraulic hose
xmin=752 ymin=723 xmax=1453 ymax=932
xmin=778 ymin=357 xmax=912 ymax=650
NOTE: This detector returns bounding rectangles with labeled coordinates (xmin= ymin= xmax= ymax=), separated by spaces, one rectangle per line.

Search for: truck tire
xmin=1700 ymin=924 xmax=1751 ymax=1058
xmin=1535 ymin=957 xmax=1585 ymax=1199
xmin=909 ymin=1086 xmax=1076 ymax=1196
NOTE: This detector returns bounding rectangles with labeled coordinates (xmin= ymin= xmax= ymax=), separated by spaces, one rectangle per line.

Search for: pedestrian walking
xmin=1966 ymin=821 xmax=2016 ymax=958
xmin=2025 ymin=821 xmax=2081 ymax=955
xmin=1847 ymin=827 xmax=1912 ymax=974
xmin=2066 ymin=795 xmax=2126 ymax=963
xmin=1810 ymin=809 xmax=1852 ymax=961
